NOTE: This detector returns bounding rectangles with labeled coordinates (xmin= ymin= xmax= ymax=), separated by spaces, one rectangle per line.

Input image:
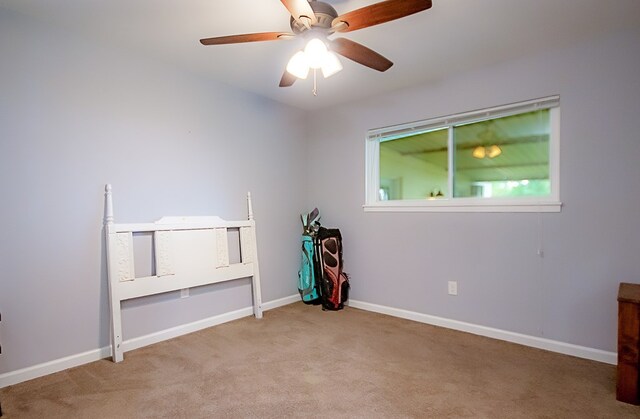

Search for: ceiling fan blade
xmin=279 ymin=70 xmax=297 ymax=87
xmin=200 ymin=32 xmax=292 ymax=45
xmin=280 ymin=0 xmax=317 ymax=26
xmin=330 ymin=38 xmax=393 ymax=72
xmin=332 ymin=0 xmax=432 ymax=33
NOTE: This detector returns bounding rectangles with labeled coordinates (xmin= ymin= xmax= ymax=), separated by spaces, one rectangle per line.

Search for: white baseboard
xmin=0 ymin=347 xmax=113 ymax=390
xmin=121 ymin=306 xmax=254 ymax=354
xmin=261 ymin=294 xmax=300 ymax=311
xmin=4 ymin=295 xmax=612 ymax=389
xmin=348 ymin=299 xmax=616 ymax=365
xmin=0 ymin=294 xmax=300 ymax=389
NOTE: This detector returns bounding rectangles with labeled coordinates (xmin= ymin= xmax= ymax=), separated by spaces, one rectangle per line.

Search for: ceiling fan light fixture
xmin=304 ymin=37 xmax=329 ymax=69
xmin=321 ymin=51 xmax=343 ymax=78
xmin=286 ymin=50 xmax=310 ymax=79
xmin=200 ymin=0 xmax=435 ymax=88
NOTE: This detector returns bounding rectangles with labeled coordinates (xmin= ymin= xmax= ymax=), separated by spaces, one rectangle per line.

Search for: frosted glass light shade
xmin=472 ymin=146 xmax=486 ymax=159
xmin=487 ymin=144 xmax=502 ymax=158
xmin=321 ymin=52 xmax=343 ymax=78
xmin=304 ymin=38 xmax=328 ymax=69
xmin=286 ymin=51 xmax=309 ymax=79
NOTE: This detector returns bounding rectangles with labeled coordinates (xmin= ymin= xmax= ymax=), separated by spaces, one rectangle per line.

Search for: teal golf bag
xmin=298 ymin=209 xmax=321 ymax=304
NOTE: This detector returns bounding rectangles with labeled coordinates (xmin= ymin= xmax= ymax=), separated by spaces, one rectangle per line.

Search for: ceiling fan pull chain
xmin=313 ymin=68 xmax=318 ymax=97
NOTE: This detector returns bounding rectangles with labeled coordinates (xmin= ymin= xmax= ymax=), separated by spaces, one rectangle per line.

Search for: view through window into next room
xmin=367 ymin=96 xmax=560 ymax=212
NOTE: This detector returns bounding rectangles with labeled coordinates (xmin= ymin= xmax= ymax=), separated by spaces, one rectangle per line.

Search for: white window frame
xmin=364 ymin=96 xmax=562 ymax=213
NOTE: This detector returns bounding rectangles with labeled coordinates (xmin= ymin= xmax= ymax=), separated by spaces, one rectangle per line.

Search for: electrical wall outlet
xmin=180 ymin=288 xmax=190 ymax=298
xmin=448 ymin=281 xmax=458 ymax=296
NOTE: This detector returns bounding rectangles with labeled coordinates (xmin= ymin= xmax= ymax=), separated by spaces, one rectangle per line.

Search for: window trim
xmin=364 ymin=96 xmax=562 ymax=213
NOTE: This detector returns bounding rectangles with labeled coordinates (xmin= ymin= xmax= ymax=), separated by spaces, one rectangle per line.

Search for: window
xmin=365 ymin=96 xmax=561 ymax=212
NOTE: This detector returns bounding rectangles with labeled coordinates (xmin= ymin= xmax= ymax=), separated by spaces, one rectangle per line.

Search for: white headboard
xmin=103 ymin=184 xmax=262 ymax=363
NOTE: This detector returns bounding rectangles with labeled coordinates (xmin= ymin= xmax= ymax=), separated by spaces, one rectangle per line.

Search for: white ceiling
xmin=3 ymin=0 xmax=640 ymax=110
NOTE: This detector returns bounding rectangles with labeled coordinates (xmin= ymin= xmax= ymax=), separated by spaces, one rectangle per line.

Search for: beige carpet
xmin=1 ymin=303 xmax=638 ymax=418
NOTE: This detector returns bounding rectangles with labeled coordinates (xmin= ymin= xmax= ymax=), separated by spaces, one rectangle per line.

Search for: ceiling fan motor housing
xmin=290 ymin=1 xmax=338 ymax=33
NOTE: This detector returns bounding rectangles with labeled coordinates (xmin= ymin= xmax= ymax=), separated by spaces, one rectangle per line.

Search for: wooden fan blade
xmin=332 ymin=0 xmax=432 ymax=33
xmin=279 ymin=70 xmax=297 ymax=87
xmin=330 ymin=38 xmax=393 ymax=72
xmin=200 ymin=32 xmax=292 ymax=45
xmin=280 ymin=0 xmax=317 ymax=26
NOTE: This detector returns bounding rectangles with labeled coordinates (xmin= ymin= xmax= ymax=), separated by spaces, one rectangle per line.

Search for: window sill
xmin=363 ymin=200 xmax=562 ymax=213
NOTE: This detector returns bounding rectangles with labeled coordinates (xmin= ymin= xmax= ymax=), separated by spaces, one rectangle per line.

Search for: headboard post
xmin=104 ymin=183 xmax=124 ymax=362
xmin=247 ymin=191 xmax=254 ymax=221
xmin=104 ymin=184 xmax=114 ymax=226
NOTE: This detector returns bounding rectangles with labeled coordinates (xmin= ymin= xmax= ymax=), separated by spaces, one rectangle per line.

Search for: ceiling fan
xmin=200 ymin=0 xmax=433 ymax=90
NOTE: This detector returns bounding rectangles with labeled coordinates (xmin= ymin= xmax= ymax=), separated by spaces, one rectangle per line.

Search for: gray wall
xmin=0 ymin=10 xmax=307 ymax=373
xmin=305 ymin=27 xmax=640 ymax=352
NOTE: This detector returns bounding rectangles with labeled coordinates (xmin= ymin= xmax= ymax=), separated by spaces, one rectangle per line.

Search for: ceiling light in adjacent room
xmin=472 ymin=146 xmax=486 ymax=159
xmin=472 ymin=145 xmax=501 ymax=159
xmin=486 ymin=144 xmax=502 ymax=158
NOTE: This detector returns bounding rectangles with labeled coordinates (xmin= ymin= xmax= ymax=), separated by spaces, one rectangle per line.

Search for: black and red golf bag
xmin=313 ymin=227 xmax=350 ymax=311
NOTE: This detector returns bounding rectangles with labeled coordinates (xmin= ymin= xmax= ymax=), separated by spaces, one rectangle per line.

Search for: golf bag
xmin=298 ymin=209 xmax=321 ymax=304
xmin=314 ymin=227 xmax=350 ymax=311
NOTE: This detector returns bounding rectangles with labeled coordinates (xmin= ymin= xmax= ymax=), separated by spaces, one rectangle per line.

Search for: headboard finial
xmin=104 ymin=183 xmax=114 ymax=225
xmin=247 ymin=191 xmax=254 ymax=221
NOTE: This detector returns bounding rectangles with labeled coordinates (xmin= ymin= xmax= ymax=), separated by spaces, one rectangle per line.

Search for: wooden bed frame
xmin=103 ymin=184 xmax=263 ymax=363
